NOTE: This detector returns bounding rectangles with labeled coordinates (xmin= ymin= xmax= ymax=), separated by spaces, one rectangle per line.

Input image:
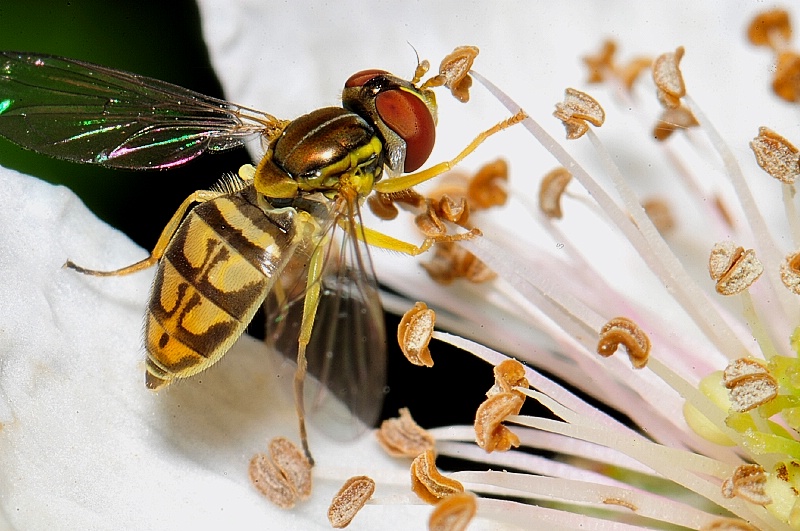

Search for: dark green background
xmin=0 ymin=0 xmax=251 ymax=247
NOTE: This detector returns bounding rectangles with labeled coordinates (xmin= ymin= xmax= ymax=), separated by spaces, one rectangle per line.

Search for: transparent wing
xmin=266 ymin=197 xmax=387 ymax=440
xmin=0 ymin=52 xmax=279 ymax=169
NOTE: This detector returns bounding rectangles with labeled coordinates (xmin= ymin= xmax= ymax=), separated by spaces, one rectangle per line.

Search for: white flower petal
xmin=0 ymin=168 xmax=425 ymax=530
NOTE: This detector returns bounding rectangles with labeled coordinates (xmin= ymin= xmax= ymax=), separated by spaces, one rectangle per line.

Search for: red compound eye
xmin=344 ymin=69 xmax=390 ymax=88
xmin=375 ymin=89 xmax=435 ymax=172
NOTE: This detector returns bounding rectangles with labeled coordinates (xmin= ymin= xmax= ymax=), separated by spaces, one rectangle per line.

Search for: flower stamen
xmin=553 ymin=88 xmax=605 ymax=139
xmin=653 ymin=46 xmax=686 ymax=109
xmin=596 ymin=316 xmax=651 ymax=369
xmin=249 ymin=437 xmax=313 ymax=509
xmin=398 ymin=302 xmax=436 ymax=367
xmin=474 ymin=392 xmax=524 ymax=452
xmin=708 ymin=241 xmax=764 ymax=296
xmin=466 ymin=158 xmax=508 ymax=210
xmin=750 ymin=127 xmax=800 ymax=185
xmin=376 ymin=408 xmax=436 ymax=458
xmin=428 ymin=492 xmax=477 ymax=531
xmin=410 ymin=450 xmax=465 ymax=504
xmin=722 ymin=358 xmax=778 ymax=413
xmin=421 ymin=45 xmax=479 ymax=103
xmin=327 ymin=475 xmax=375 ymax=528
xmin=721 ymin=464 xmax=772 ymax=506
xmin=538 ymin=167 xmax=572 ymax=219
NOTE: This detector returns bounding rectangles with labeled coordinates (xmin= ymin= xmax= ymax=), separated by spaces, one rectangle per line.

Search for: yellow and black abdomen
xmin=144 ymin=188 xmax=300 ymax=390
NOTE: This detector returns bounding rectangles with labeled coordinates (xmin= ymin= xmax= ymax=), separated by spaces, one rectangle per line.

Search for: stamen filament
xmin=472 ymin=70 xmax=749 ymax=361
xmin=685 ymin=94 xmax=799 ymax=326
xmin=781 ymin=183 xmax=800 ymax=247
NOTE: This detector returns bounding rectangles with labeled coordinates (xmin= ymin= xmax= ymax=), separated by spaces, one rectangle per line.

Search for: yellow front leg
xmin=64 ymin=189 xmax=224 ymax=276
xmin=351 ymin=222 xmax=481 ymax=256
xmin=374 ymin=110 xmax=526 ymax=194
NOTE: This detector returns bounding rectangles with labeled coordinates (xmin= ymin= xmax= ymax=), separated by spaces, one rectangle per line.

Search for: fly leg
xmin=64 ymin=189 xmax=224 ymax=276
xmin=293 ymin=233 xmax=327 ymax=466
xmin=340 ymin=218 xmax=480 ymax=256
xmin=373 ymin=110 xmax=526 ymax=194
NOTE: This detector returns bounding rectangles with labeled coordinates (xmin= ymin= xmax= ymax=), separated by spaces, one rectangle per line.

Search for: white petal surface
xmin=0 ymin=168 xmax=427 ymax=530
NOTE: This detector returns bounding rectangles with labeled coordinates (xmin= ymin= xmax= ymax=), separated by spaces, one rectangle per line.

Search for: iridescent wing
xmin=0 ymin=52 xmax=279 ymax=169
xmin=266 ymin=196 xmax=387 ymax=440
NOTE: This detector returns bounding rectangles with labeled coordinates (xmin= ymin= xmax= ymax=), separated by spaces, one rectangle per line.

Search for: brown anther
xmin=582 ymin=39 xmax=651 ymax=90
xmin=723 ymin=358 xmax=769 ymax=385
xmin=248 ymin=437 xmax=313 ymax=509
xmin=435 ymin=195 xmax=470 ymax=226
xmin=583 ymin=39 xmax=618 ymax=84
xmin=721 ymin=464 xmax=772 ymax=506
xmin=750 ymin=126 xmax=800 ymax=184
xmin=780 ymin=251 xmax=800 ymax=295
xmin=436 ymin=46 xmax=479 ymax=103
xmin=459 ymin=252 xmax=495 ymax=283
xmin=596 ymin=317 xmax=651 ymax=369
xmin=421 ymin=46 xmax=479 ymax=103
xmin=617 ymin=57 xmax=654 ymax=91
xmin=368 ymin=189 xmax=426 ymax=220
xmin=642 ymin=198 xmax=675 ymax=234
xmin=410 ymin=450 xmax=465 ymax=504
xmin=538 ymin=167 xmax=572 ymax=219
xmin=488 ymin=359 xmax=529 ymax=400
xmin=269 ymin=436 xmax=312 ymax=501
xmin=474 ymin=392 xmax=523 ymax=453
xmin=367 ymin=193 xmax=399 ymax=220
xmin=700 ymin=518 xmax=759 ymax=531
xmin=709 ymin=241 xmax=740 ymax=280
xmin=415 ymin=202 xmax=448 ymax=238
xmin=393 ymin=188 xmax=426 ymax=208
xmin=427 ymin=172 xmax=470 ymax=202
xmin=723 ymin=358 xmax=777 ymax=413
xmin=421 ymin=244 xmax=496 ymax=285
xmin=426 ymin=159 xmax=507 ymax=218
xmin=467 ymin=158 xmax=509 ymax=209
xmin=422 ymin=245 xmax=460 ymax=285
xmin=653 ymin=47 xmax=686 ymax=109
xmin=652 ymin=104 xmax=699 ymax=141
xmin=773 ymin=51 xmax=800 ymax=102
xmin=747 ymin=9 xmax=792 ymax=50
xmin=428 ymin=492 xmax=477 ymax=531
xmin=327 ymin=476 xmax=375 ymax=528
xmin=553 ymin=88 xmax=606 ymax=139
xmin=249 ymin=452 xmax=298 ymax=509
xmin=398 ymin=302 xmax=436 ymax=367
xmin=376 ymin=408 xmax=435 ymax=458
xmin=708 ymin=242 xmax=763 ymax=296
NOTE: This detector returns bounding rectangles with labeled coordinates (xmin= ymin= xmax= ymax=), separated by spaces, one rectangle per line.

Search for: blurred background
xmin=0 ymin=0 xmax=492 ymax=441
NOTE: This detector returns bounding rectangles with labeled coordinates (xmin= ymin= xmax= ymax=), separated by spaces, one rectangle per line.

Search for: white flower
xmin=3 ymin=1 xmax=800 ymax=530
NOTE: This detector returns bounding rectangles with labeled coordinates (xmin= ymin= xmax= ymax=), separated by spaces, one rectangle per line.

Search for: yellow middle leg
xmin=293 ymin=232 xmax=327 ymax=465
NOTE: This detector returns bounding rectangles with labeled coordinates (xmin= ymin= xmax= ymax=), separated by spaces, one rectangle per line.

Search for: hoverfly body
xmin=0 ymin=48 xmax=523 ymax=461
